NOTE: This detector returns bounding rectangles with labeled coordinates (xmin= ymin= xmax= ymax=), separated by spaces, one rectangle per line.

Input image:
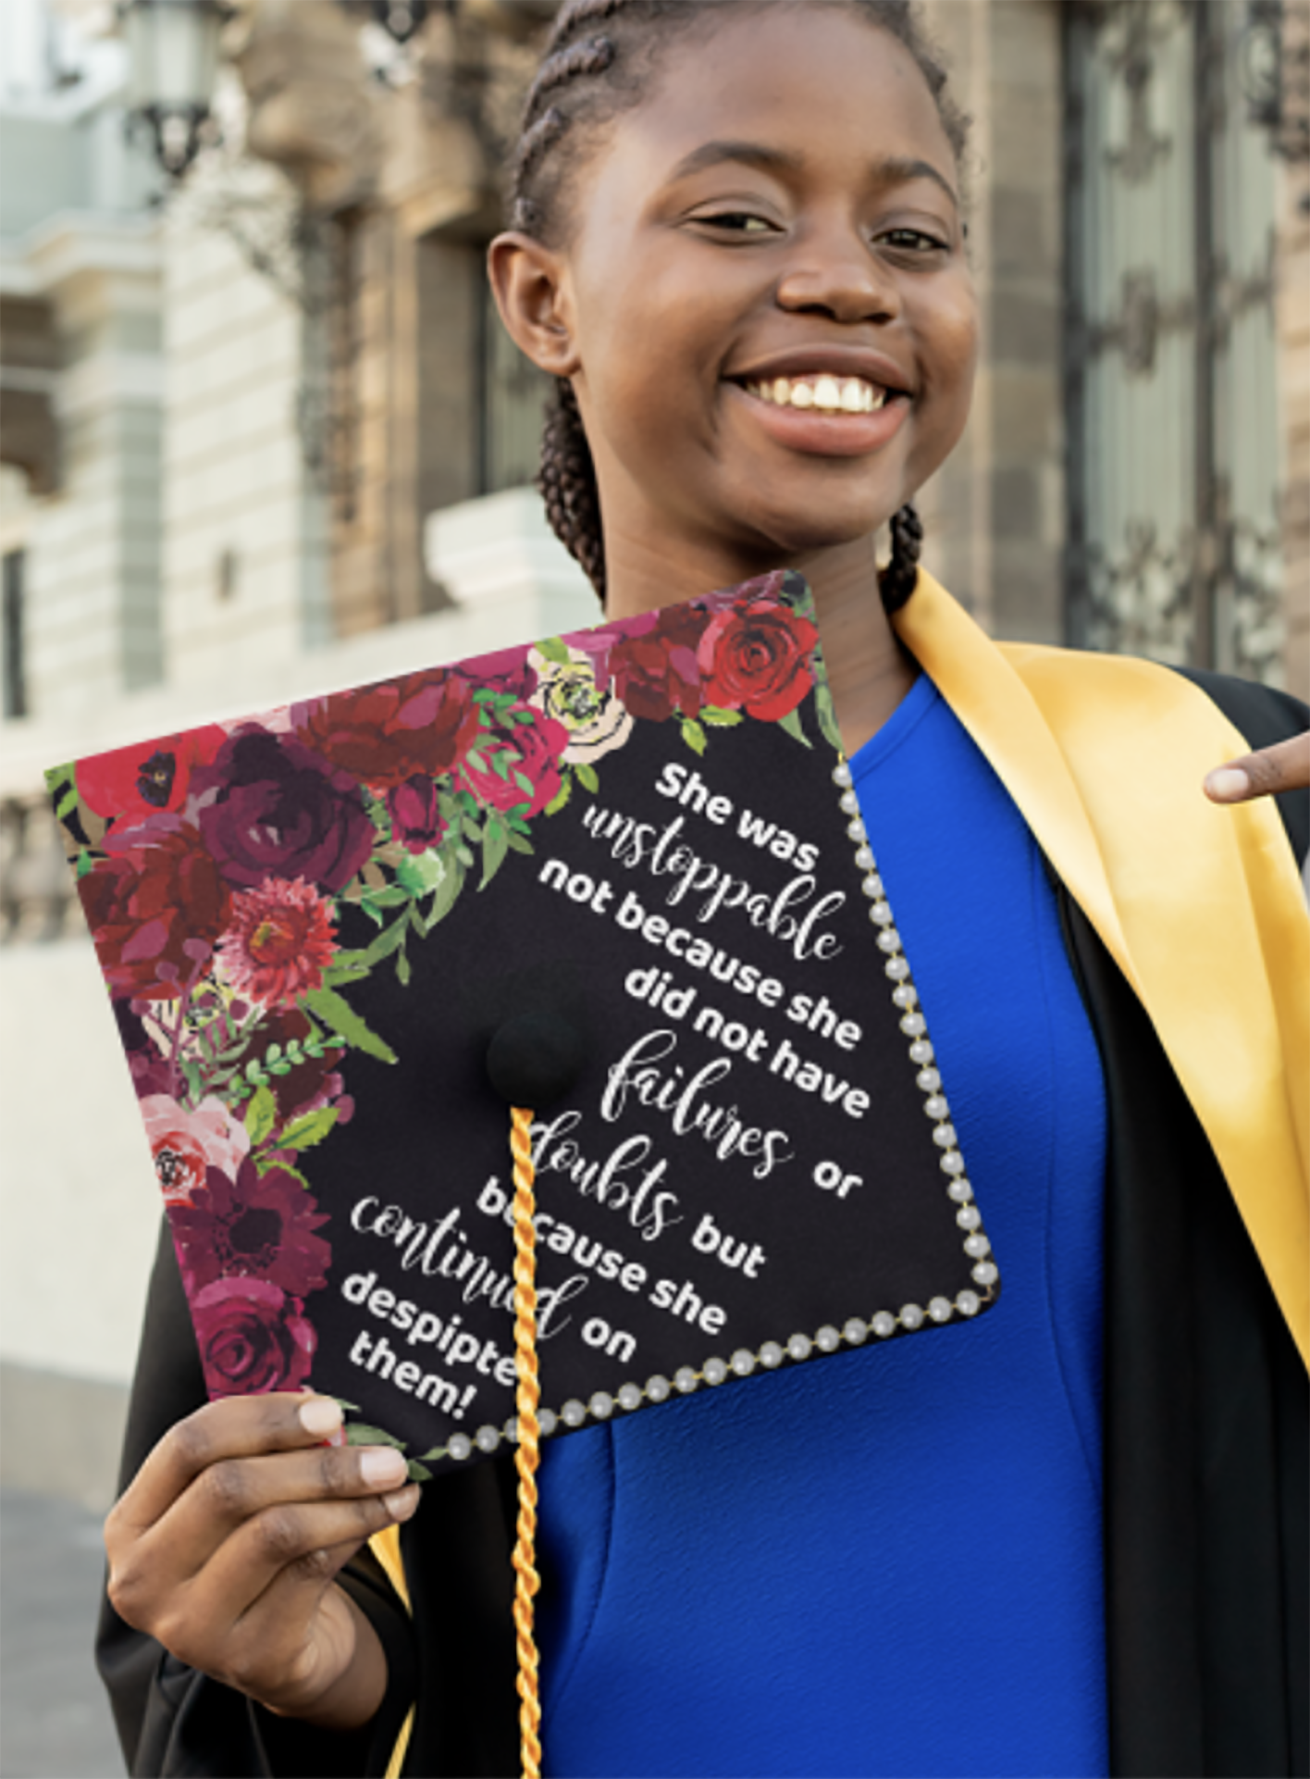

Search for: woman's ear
xmin=487 ymin=233 xmax=581 ymax=378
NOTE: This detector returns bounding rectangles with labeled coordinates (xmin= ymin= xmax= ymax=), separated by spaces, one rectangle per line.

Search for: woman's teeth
xmin=743 ymin=374 xmax=889 ymax=414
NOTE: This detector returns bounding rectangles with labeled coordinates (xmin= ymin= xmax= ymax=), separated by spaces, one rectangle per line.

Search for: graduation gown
xmin=95 ymin=574 xmax=1310 ymax=1779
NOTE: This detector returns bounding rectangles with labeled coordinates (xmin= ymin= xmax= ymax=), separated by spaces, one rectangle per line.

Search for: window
xmin=3 ymin=547 xmax=26 ymax=719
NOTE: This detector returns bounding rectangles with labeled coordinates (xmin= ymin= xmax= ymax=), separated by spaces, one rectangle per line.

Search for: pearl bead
xmin=900 ymin=1011 xmax=926 ymax=1035
xmin=909 ymin=1038 xmax=934 ymax=1064
xmin=645 ymin=1375 xmax=671 ymax=1402
xmin=871 ymin=1311 xmax=897 ymax=1337
xmin=940 ymin=1151 xmax=966 ymax=1174
xmin=972 ymin=1260 xmax=999 ymax=1286
xmin=815 ymin=1325 xmax=841 ymax=1353
xmin=868 ymin=900 xmax=894 ymax=927
xmin=832 ymin=761 xmax=853 ymax=788
xmin=589 ymin=1391 xmax=614 ymax=1420
xmin=674 ymin=1366 xmax=698 ymax=1394
xmin=787 ymin=1332 xmax=813 ymax=1361
xmin=853 ymin=844 xmax=876 ymax=871
xmin=842 ymin=1317 xmax=868 ymax=1344
xmin=703 ymin=1357 xmax=728 ymax=1385
xmin=964 ymin=1233 xmax=991 ymax=1258
xmin=446 ymin=1433 xmax=472 ymax=1461
xmin=956 ymin=1204 xmax=981 ymax=1230
xmin=862 ymin=878 xmax=888 ymax=903
xmin=504 ymin=1418 xmax=519 ymax=1444
xmin=475 ymin=1425 xmax=501 ymax=1453
xmin=892 ymin=982 xmax=919 ymax=1006
xmin=932 ymin=1123 xmax=958 ymax=1148
xmin=617 ymin=1383 xmax=642 ymax=1411
xmin=947 ymin=1177 xmax=974 ymax=1202
xmin=538 ymin=1408 xmax=558 ymax=1437
xmin=876 ymin=928 xmax=903 ymax=954
xmin=561 ymin=1399 xmax=587 ymax=1427
xmin=899 ymin=1303 xmax=925 ymax=1330
xmin=838 ymin=789 xmax=860 ymax=815
xmin=928 ymin=1296 xmax=953 ymax=1323
xmin=846 ymin=817 xmax=867 ymax=842
xmin=923 ymin=1093 xmax=949 ymax=1119
xmin=759 ymin=1341 xmax=784 ymax=1368
xmin=955 ymin=1290 xmax=981 ymax=1317
xmin=916 ymin=1067 xmax=942 ymax=1092
xmin=730 ymin=1348 xmax=756 ymax=1376
xmin=885 ymin=956 xmax=911 ymax=981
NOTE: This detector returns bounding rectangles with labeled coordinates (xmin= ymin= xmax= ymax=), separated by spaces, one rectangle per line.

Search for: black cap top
xmin=485 ymin=1010 xmax=586 ymax=1109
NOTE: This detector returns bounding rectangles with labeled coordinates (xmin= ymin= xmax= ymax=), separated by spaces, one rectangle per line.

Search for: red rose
xmin=696 ymin=580 xmax=819 ymax=722
xmin=292 ymin=672 xmax=481 ymax=790
xmin=456 ymin=706 xmax=569 ymax=817
xmin=77 ymin=726 xmax=226 ymax=824
xmin=190 ymin=1276 xmax=316 ymax=1397
xmin=80 ymin=817 xmax=230 ymax=1000
xmin=387 ymin=775 xmax=447 ymax=853
xmin=607 ymin=603 xmax=711 ymax=722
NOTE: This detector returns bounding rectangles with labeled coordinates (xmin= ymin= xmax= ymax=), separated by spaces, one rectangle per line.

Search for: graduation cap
xmin=49 ymin=569 xmax=1000 ymax=1774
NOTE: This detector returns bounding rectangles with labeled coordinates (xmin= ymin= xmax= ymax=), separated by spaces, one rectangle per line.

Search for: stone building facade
xmin=1 ymin=0 xmax=1306 ymax=1505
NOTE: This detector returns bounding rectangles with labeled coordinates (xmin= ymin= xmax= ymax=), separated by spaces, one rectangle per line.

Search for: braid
xmin=511 ymin=0 xmax=969 ymax=608
xmin=537 ymin=378 xmax=607 ymax=603
xmin=878 ymin=504 xmax=923 ymax=613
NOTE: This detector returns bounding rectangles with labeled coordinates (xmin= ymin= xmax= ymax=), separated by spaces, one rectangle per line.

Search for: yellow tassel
xmin=510 ymin=1104 xmax=542 ymax=1779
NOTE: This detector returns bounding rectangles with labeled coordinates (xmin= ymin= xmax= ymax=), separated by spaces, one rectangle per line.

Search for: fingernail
xmin=360 ymin=1447 xmax=408 ymax=1487
xmin=299 ymin=1397 xmax=343 ymax=1437
xmin=383 ymin=1485 xmax=420 ymax=1519
xmin=1206 ymin=766 xmax=1250 ymax=800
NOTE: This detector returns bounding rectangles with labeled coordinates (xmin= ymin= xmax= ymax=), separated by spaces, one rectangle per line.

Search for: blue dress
xmin=535 ymin=673 xmax=1109 ymax=1778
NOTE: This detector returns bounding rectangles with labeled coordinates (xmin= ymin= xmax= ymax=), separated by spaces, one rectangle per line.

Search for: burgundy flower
xmin=216 ymin=877 xmax=337 ymax=1007
xmin=457 ymin=706 xmax=569 ymax=817
xmin=386 ymin=775 xmax=447 ymax=853
xmin=292 ymin=673 xmax=481 ymax=791
xmin=697 ymin=577 xmax=819 ymax=722
xmin=457 ymin=644 xmax=538 ymax=702
xmin=79 ymin=817 xmax=229 ymax=1000
xmin=170 ymin=1160 xmax=331 ymax=1297
xmin=607 ymin=602 xmax=712 ymax=722
xmin=190 ymin=1277 xmax=316 ymax=1397
xmin=192 ymin=727 xmax=373 ymax=893
xmin=77 ymin=725 xmax=226 ymax=825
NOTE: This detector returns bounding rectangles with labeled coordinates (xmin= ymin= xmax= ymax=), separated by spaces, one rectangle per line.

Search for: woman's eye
xmin=878 ymin=228 xmax=949 ymax=254
xmin=695 ymin=212 xmax=775 ymax=235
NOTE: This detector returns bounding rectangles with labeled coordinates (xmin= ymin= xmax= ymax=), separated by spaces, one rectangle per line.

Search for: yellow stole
xmin=896 ymin=570 xmax=1309 ymax=1371
xmin=372 ymin=569 xmax=1309 ymax=1774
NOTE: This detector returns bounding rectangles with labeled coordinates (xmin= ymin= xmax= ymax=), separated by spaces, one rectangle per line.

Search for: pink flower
xmin=190 ymin=1277 xmax=316 ymax=1397
xmin=170 ymin=1160 xmax=331 ymax=1298
xmin=216 ymin=878 xmax=337 ymax=1009
xmin=140 ymin=1095 xmax=251 ymax=1204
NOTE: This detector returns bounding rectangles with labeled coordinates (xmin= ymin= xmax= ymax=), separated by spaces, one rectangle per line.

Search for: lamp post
xmin=122 ymin=0 xmax=231 ymax=179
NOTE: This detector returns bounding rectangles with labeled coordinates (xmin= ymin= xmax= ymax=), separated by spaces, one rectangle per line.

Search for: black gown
xmin=95 ymin=667 xmax=1310 ymax=1779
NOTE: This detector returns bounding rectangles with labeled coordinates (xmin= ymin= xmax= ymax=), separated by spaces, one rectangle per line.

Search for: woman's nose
xmin=775 ymin=232 xmax=900 ymax=325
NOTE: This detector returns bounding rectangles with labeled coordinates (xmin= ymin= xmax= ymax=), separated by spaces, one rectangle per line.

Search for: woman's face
xmin=548 ymin=4 xmax=979 ymax=576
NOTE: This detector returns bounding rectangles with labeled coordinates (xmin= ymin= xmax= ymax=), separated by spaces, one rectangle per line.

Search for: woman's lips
xmin=726 ymin=379 xmax=911 ymax=458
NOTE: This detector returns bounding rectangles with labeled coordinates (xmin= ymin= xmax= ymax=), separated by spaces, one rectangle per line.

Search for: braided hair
xmin=511 ymin=0 xmax=969 ymax=610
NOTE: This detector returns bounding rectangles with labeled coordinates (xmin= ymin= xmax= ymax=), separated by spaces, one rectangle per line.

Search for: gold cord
xmin=510 ymin=1104 xmax=542 ymax=1779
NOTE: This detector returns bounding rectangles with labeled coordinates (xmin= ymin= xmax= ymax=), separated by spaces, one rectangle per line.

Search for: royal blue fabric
xmin=535 ymin=673 xmax=1109 ymax=1779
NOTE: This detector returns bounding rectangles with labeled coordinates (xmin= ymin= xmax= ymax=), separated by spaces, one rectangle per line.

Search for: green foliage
xmin=680 ymin=718 xmax=707 ymax=756
xmin=244 ymin=1085 xmax=278 ymax=1145
xmin=301 ymin=988 xmax=397 ymax=1064
xmin=575 ymin=762 xmax=600 ymax=793
xmin=534 ymin=635 xmax=571 ymax=665
xmin=778 ymin=706 xmax=812 ymax=748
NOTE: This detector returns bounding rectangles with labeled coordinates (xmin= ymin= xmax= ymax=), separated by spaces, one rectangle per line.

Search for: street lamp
xmin=122 ymin=0 xmax=232 ymax=179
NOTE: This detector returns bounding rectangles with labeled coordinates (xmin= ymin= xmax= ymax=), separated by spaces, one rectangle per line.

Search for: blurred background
xmin=0 ymin=0 xmax=1306 ymax=1771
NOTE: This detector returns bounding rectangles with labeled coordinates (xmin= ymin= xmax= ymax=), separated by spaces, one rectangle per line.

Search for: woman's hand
xmin=1204 ymin=733 xmax=1310 ymax=804
xmin=104 ymin=1393 xmax=419 ymax=1733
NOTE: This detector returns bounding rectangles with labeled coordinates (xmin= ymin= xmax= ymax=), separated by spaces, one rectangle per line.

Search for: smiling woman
xmin=94 ymin=4 xmax=1308 ymax=1779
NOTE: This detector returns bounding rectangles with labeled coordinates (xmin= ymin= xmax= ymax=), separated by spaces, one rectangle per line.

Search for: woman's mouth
xmin=741 ymin=373 xmax=891 ymax=414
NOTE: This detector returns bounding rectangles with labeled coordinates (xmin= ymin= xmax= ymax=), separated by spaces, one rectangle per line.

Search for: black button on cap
xmin=486 ymin=1011 xmax=586 ymax=1109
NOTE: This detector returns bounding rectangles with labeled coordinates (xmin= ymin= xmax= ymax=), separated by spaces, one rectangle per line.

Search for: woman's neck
xmin=604 ymin=530 xmax=918 ymax=759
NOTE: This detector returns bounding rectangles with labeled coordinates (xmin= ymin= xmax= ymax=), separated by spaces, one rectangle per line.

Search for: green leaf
xmin=534 ymin=635 xmax=571 ymax=665
xmin=360 ymin=899 xmax=384 ymax=927
xmin=344 ymin=1424 xmax=407 ymax=1450
xmin=460 ymin=814 xmax=482 ymax=843
xmin=330 ymin=1397 xmax=362 ymax=1413
xmin=245 ymin=1058 xmax=268 ymax=1084
xmin=363 ymin=884 xmax=411 ymax=910
xmin=513 ymin=771 xmax=534 ymax=796
xmin=245 ymin=1085 xmax=278 ymax=1142
xmin=814 ymin=682 xmax=843 ymax=753
xmin=280 ymin=1107 xmax=339 ymax=1150
xmin=491 ymin=749 xmax=511 ymax=780
xmin=406 ymin=1459 xmax=434 ymax=1483
xmin=481 ymin=813 xmax=510 ymax=890
xmin=506 ymin=832 xmax=534 ymax=856
xmin=320 ymin=963 xmax=371 ymax=989
xmin=575 ymin=762 xmax=599 ymax=793
xmin=680 ymin=718 xmax=707 ymax=757
xmin=76 ymin=850 xmax=95 ymax=879
xmin=464 ymin=750 xmax=486 ymax=773
xmin=456 ymin=845 xmax=474 ymax=869
xmin=415 ymin=1446 xmax=449 ymax=1461
xmin=256 ymin=1156 xmax=309 ymax=1188
xmin=44 ymin=763 xmax=75 ymax=799
xmin=54 ymin=784 xmax=78 ymax=820
xmin=544 ymin=775 xmax=571 ymax=816
xmin=699 ymin=706 xmax=743 ymax=728
xmin=777 ymin=706 xmax=812 ymax=748
xmin=424 ymin=854 xmax=465 ymax=930
xmin=395 ymin=849 xmax=445 ymax=897
xmin=395 ymin=947 xmax=412 ymax=987
xmin=301 ymin=988 xmax=397 ymax=1065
